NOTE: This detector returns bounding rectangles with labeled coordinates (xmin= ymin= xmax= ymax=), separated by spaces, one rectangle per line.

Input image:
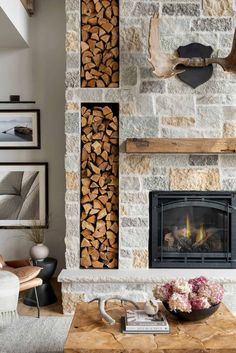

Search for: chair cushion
xmin=20 ymin=277 xmax=43 ymax=292
xmin=4 ymin=266 xmax=41 ymax=284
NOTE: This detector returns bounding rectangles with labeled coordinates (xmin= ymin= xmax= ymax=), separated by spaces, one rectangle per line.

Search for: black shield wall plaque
xmin=177 ymin=43 xmax=214 ymax=89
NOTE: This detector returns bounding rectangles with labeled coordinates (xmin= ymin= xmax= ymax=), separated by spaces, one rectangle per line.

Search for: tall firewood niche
xmin=81 ymin=0 xmax=119 ymax=88
xmin=80 ymin=104 xmax=119 ymax=269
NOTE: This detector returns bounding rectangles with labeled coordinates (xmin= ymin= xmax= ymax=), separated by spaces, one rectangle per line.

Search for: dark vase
xmin=163 ymin=301 xmax=220 ymax=321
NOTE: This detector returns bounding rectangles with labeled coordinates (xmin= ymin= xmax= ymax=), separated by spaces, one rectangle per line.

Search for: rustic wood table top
xmin=64 ymin=302 xmax=236 ymax=353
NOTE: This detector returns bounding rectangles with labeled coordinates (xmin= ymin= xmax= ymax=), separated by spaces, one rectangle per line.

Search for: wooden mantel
xmin=126 ymin=138 xmax=236 ymax=154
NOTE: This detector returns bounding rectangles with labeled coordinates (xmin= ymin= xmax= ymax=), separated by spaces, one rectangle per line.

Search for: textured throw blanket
xmin=0 ymin=270 xmax=19 ymax=329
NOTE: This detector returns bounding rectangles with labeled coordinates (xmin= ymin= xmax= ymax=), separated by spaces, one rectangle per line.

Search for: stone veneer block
xmin=191 ymin=18 xmax=232 ymax=32
xmin=162 ymin=3 xmax=200 ymax=16
xmin=161 ymin=117 xmax=195 ymax=127
xmin=66 ymin=171 xmax=80 ymax=191
xmin=120 ymin=155 xmax=152 ymax=175
xmin=170 ymin=168 xmax=221 ymax=190
xmin=62 ymin=292 xmax=85 ymax=314
xmin=189 ymin=155 xmax=219 ymax=166
xmin=203 ymin=0 xmax=233 ymax=16
xmin=223 ymin=122 xmax=236 ymax=137
xmin=133 ymin=249 xmax=148 ymax=268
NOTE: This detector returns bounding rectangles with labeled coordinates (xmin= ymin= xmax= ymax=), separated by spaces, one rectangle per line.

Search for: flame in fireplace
xmin=196 ymin=223 xmax=206 ymax=243
xmin=186 ymin=214 xmax=191 ymax=238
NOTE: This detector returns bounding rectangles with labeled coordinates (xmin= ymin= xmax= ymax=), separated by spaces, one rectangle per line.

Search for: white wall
xmin=0 ymin=0 xmax=66 ymax=275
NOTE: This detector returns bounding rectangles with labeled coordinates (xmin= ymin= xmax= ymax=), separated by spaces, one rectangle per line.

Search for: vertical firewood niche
xmin=81 ymin=0 xmax=119 ymax=88
xmin=80 ymin=104 xmax=119 ymax=269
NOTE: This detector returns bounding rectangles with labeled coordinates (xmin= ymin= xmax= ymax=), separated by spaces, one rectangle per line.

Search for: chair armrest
xmin=5 ymin=259 xmax=31 ymax=268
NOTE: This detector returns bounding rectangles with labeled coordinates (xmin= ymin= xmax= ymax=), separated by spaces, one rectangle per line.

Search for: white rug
xmin=0 ymin=316 xmax=72 ymax=353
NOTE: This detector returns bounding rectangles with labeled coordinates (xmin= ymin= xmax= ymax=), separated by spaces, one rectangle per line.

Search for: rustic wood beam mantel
xmin=20 ymin=0 xmax=34 ymax=16
xmin=126 ymin=138 xmax=236 ymax=154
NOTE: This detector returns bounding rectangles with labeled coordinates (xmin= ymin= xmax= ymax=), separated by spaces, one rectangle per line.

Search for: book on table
xmin=122 ymin=309 xmax=170 ymax=334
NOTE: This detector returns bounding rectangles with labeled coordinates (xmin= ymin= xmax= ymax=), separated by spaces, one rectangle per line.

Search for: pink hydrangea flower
xmin=191 ymin=296 xmax=211 ymax=310
xmin=153 ymin=282 xmax=173 ymax=301
xmin=188 ymin=276 xmax=208 ymax=292
xmin=173 ymin=279 xmax=192 ymax=295
xmin=168 ymin=293 xmax=192 ymax=313
xmin=198 ymin=282 xmax=224 ymax=305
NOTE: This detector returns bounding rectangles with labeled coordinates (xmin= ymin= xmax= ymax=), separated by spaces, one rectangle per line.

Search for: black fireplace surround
xmin=149 ymin=191 xmax=236 ymax=268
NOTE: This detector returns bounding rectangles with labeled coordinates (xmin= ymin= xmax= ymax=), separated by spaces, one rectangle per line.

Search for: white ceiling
xmin=0 ymin=0 xmax=29 ymax=48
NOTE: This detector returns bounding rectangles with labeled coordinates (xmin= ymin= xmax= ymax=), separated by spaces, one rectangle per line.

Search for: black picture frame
xmin=0 ymin=163 xmax=48 ymax=228
xmin=0 ymin=110 xmax=40 ymax=149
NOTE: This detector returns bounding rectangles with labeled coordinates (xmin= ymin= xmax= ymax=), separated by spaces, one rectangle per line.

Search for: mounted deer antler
xmin=148 ymin=14 xmax=236 ymax=79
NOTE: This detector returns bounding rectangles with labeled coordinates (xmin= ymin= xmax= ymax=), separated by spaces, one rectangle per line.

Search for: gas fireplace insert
xmin=149 ymin=191 xmax=236 ymax=268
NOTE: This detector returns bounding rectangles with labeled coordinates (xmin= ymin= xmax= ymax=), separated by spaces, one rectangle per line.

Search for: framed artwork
xmin=0 ymin=163 xmax=48 ymax=228
xmin=0 ymin=110 xmax=40 ymax=149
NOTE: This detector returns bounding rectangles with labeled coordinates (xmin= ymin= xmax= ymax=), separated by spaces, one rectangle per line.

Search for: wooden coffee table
xmin=64 ymin=302 xmax=236 ymax=352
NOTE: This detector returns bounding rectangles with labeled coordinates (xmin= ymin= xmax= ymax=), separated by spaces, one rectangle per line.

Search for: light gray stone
xmin=162 ymin=3 xmax=200 ymax=16
xmin=65 ymin=155 xmax=80 ymax=172
xmin=161 ymin=127 xmax=221 ymax=138
xmin=66 ymin=12 xmax=79 ymax=31
xmin=160 ymin=17 xmax=190 ymax=35
xmin=119 ymin=258 xmax=133 ymax=269
xmin=196 ymin=95 xmax=235 ymax=105
xmin=120 ymin=116 xmax=159 ymax=139
xmin=120 ymin=177 xmax=141 ymax=191
xmin=221 ymin=169 xmax=236 ymax=178
xmin=65 ymin=113 xmax=80 ymax=134
xmin=140 ymin=67 xmax=156 ymax=80
xmin=152 ymin=155 xmax=189 ymax=167
xmin=189 ymin=155 xmax=219 ymax=166
xmin=222 ymin=179 xmax=236 ymax=190
xmin=120 ymin=249 xmax=132 ymax=258
xmin=219 ymin=33 xmax=235 ymax=48
xmin=65 ymin=191 xmax=80 ymax=202
xmin=120 ymin=27 xmax=143 ymax=52
xmin=67 ymin=53 xmax=80 ymax=70
xmin=65 ymin=202 xmax=80 ymax=218
xmin=223 ymin=106 xmax=236 ymax=120
xmin=121 ymin=67 xmax=138 ymax=87
xmin=191 ymin=18 xmax=232 ymax=31
xmin=120 ymin=204 xmax=149 ymax=217
xmin=66 ymin=219 xmax=80 ymax=238
xmin=143 ymin=176 xmax=169 ymax=190
xmin=65 ymin=0 xmax=80 ymax=12
xmin=74 ymin=88 xmax=103 ymax=101
xmin=196 ymin=106 xmax=223 ymax=130
xmin=132 ymin=2 xmax=159 ymax=16
xmin=120 ymin=228 xmax=149 ymax=248
xmin=119 ymin=192 xmax=149 ymax=204
xmin=220 ymin=155 xmax=236 ymax=167
xmin=65 ymin=71 xmax=80 ymax=88
xmin=121 ymin=217 xmax=149 ymax=227
xmin=140 ymin=81 xmax=166 ymax=94
xmin=156 ymin=95 xmax=195 ymax=117
xmin=66 ymin=134 xmax=80 ymax=154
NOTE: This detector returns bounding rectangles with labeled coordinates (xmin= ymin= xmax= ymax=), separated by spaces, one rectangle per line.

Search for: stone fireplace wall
xmin=62 ymin=0 xmax=236 ymax=313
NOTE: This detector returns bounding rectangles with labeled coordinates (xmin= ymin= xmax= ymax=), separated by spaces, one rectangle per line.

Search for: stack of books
xmin=122 ymin=309 xmax=170 ymax=334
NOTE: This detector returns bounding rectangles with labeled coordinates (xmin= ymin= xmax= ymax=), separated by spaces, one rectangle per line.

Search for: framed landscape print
xmin=0 ymin=163 xmax=48 ymax=228
xmin=0 ymin=110 xmax=40 ymax=149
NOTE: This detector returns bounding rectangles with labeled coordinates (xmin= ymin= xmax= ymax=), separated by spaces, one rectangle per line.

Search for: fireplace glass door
xmin=150 ymin=192 xmax=236 ymax=268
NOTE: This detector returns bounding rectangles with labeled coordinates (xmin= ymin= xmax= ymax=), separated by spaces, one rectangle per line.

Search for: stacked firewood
xmin=81 ymin=0 xmax=119 ymax=88
xmin=80 ymin=104 xmax=119 ymax=268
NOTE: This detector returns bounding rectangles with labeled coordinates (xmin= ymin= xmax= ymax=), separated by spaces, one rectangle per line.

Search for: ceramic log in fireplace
xmin=149 ymin=191 xmax=236 ymax=268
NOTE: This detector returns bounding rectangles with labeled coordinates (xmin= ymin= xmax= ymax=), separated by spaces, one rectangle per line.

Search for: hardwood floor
xmin=18 ymin=279 xmax=64 ymax=317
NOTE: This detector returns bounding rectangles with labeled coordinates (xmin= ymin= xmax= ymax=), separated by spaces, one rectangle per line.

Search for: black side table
xmin=24 ymin=257 xmax=57 ymax=307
